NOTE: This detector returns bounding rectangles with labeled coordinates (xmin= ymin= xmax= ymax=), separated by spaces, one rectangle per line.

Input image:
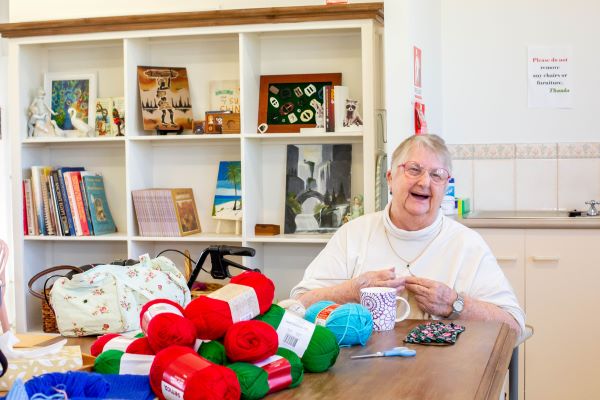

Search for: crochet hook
xmin=351 ymin=346 xmax=416 ymax=359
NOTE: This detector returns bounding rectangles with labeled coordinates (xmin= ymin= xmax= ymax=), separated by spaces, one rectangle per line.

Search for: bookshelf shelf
xmin=24 ymin=233 xmax=128 ymax=241
xmin=131 ymin=233 xmax=242 ymax=243
xmin=7 ymin=4 xmax=384 ymax=331
xmin=246 ymin=234 xmax=334 ymax=244
xmin=129 ymin=135 xmax=241 ymax=143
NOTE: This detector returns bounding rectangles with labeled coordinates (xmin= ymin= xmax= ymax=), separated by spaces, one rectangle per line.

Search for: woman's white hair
xmin=390 ymin=134 xmax=452 ymax=175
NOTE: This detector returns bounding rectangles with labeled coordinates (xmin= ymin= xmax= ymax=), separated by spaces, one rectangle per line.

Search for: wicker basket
xmin=27 ymin=265 xmax=84 ymax=333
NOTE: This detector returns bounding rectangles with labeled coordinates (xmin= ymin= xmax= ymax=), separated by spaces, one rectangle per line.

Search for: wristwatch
xmin=448 ymin=292 xmax=464 ymax=319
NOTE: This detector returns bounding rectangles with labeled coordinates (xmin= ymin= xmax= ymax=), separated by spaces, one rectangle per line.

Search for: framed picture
xmin=44 ymin=72 xmax=97 ymax=133
xmin=258 ymin=73 xmax=342 ymax=133
xmin=137 ymin=66 xmax=193 ymax=131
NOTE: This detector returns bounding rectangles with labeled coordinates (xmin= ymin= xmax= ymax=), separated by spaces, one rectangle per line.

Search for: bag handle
xmin=27 ymin=265 xmax=84 ymax=300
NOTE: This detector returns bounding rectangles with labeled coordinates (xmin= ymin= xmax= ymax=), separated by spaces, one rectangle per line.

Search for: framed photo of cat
xmin=257 ymin=73 xmax=342 ymax=133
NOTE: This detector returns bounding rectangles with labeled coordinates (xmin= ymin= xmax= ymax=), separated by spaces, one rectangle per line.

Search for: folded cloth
xmin=404 ymin=322 xmax=465 ymax=345
xmin=0 ymin=371 xmax=154 ymax=400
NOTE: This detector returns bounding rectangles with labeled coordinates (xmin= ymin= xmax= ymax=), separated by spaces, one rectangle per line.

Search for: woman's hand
xmin=349 ymin=268 xmax=406 ymax=301
xmin=404 ymin=276 xmax=455 ymax=317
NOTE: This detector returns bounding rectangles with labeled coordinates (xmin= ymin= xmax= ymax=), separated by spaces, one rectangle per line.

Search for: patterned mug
xmin=360 ymin=287 xmax=411 ymax=331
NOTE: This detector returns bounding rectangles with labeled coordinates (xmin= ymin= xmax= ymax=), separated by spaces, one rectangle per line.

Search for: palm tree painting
xmin=213 ymin=161 xmax=242 ymax=218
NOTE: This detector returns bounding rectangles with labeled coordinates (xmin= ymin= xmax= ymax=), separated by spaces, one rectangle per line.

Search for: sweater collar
xmin=383 ymin=202 xmax=443 ymax=240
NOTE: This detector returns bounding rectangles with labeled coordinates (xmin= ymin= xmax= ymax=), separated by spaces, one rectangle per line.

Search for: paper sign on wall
xmin=528 ymin=46 xmax=573 ymax=108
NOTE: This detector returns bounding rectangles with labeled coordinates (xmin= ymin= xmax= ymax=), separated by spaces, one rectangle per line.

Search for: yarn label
xmin=208 ymin=283 xmax=260 ymax=322
xmin=162 ymin=353 xmax=211 ymax=400
xmin=120 ymin=353 xmax=154 ymax=375
xmin=276 ymin=312 xmax=315 ymax=357
xmin=104 ymin=336 xmax=134 ymax=352
xmin=315 ymin=304 xmax=340 ymax=327
xmin=141 ymin=302 xmax=182 ymax=333
xmin=254 ymin=355 xmax=292 ymax=393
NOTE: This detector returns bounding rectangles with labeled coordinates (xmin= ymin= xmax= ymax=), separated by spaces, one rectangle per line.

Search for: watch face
xmin=453 ymin=298 xmax=464 ymax=313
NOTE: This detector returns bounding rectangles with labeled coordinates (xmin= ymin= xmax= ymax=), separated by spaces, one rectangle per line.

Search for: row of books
xmin=23 ymin=166 xmax=117 ymax=236
xmin=132 ymin=188 xmax=201 ymax=237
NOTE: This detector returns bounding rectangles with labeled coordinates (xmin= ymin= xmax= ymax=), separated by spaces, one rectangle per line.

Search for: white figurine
xmin=67 ymin=107 xmax=95 ymax=137
xmin=28 ymin=87 xmax=60 ymax=137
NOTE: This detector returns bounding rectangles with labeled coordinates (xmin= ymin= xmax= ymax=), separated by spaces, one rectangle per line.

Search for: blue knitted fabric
xmin=0 ymin=371 xmax=154 ymax=400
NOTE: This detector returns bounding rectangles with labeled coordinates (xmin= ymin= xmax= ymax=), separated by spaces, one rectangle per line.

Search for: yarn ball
xmin=90 ymin=334 xmax=154 ymax=356
xmin=94 ymin=349 xmax=154 ymax=375
xmin=304 ymin=301 xmax=373 ymax=347
xmin=184 ymin=271 xmax=275 ymax=340
xmin=24 ymin=371 xmax=110 ymax=398
xmin=197 ymin=340 xmax=227 ymax=365
xmin=256 ymin=304 xmax=340 ymax=373
xmin=149 ymin=346 xmax=240 ymax=400
xmin=140 ymin=298 xmax=197 ymax=353
xmin=224 ymin=320 xmax=278 ymax=363
xmin=227 ymin=348 xmax=304 ymax=400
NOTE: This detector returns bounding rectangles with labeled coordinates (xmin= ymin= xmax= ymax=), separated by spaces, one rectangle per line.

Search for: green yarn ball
xmin=256 ymin=304 xmax=339 ymax=373
xmin=227 ymin=347 xmax=304 ymax=400
xmin=94 ymin=349 xmax=123 ymax=374
xmin=198 ymin=340 xmax=227 ymax=365
xmin=275 ymin=348 xmax=304 ymax=388
xmin=227 ymin=363 xmax=269 ymax=400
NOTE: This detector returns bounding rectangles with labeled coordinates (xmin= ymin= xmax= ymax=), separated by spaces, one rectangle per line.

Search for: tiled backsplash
xmin=448 ymin=143 xmax=600 ymax=212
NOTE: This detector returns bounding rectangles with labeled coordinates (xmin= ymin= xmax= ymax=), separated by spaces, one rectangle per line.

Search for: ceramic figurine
xmin=68 ymin=107 xmax=95 ymax=137
xmin=28 ymin=87 xmax=61 ymax=137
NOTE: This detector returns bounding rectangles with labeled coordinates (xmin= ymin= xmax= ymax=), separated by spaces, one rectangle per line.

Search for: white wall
xmin=384 ymin=0 xmax=442 ymax=154
xmin=442 ymin=0 xmax=600 ymax=144
xmin=8 ymin=0 xmax=380 ymax=22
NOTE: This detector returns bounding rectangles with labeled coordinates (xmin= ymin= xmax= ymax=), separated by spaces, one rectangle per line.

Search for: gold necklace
xmin=384 ymin=218 xmax=444 ymax=276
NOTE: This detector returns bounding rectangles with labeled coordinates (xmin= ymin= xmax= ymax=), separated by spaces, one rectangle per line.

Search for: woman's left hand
xmin=404 ymin=276 xmax=455 ymax=317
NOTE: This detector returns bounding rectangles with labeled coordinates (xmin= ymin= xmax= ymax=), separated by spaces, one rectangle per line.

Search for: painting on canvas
xmin=137 ymin=66 xmax=193 ymax=131
xmin=285 ymin=144 xmax=352 ymax=234
xmin=212 ymin=161 xmax=242 ymax=219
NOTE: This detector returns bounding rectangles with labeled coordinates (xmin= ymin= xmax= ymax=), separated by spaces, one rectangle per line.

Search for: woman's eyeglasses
xmin=399 ymin=161 xmax=450 ymax=184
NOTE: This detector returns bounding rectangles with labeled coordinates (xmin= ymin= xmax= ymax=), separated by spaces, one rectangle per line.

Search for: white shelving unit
xmin=3 ymin=5 xmax=385 ymax=332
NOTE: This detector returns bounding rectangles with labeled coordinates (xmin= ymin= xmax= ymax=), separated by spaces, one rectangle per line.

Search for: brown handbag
xmin=27 ymin=265 xmax=84 ymax=333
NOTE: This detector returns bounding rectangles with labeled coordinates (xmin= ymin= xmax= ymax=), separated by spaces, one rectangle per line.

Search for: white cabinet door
xmin=525 ymin=230 xmax=600 ymax=400
xmin=476 ymin=228 xmax=525 ymax=400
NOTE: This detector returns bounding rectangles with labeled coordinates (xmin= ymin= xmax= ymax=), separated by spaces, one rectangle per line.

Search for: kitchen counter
xmin=454 ymin=210 xmax=600 ymax=229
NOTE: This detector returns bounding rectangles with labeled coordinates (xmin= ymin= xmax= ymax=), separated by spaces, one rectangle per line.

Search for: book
xmin=63 ymin=171 xmax=84 ymax=236
xmin=82 ymin=175 xmax=117 ymax=235
xmin=94 ymin=97 xmax=113 ymax=136
xmin=51 ymin=170 xmax=70 ymax=235
xmin=209 ymin=80 xmax=240 ymax=114
xmin=57 ymin=167 xmax=85 ymax=236
xmin=30 ymin=166 xmax=52 ymax=235
xmin=22 ymin=181 xmax=28 ymax=235
xmin=132 ymin=188 xmax=200 ymax=237
xmin=171 ymin=188 xmax=201 ymax=236
xmin=69 ymin=172 xmax=90 ymax=236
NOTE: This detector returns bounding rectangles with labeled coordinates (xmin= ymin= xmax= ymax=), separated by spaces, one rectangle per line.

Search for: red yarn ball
xmin=91 ymin=334 xmax=155 ymax=356
xmin=184 ymin=271 xmax=275 ymax=340
xmin=140 ymin=298 xmax=197 ymax=353
xmin=224 ymin=320 xmax=278 ymax=363
xmin=150 ymin=346 xmax=240 ymax=400
xmin=230 ymin=271 xmax=275 ymax=313
xmin=90 ymin=334 xmax=119 ymax=356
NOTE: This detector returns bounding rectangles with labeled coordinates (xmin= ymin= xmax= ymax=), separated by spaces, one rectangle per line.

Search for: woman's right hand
xmin=349 ymin=268 xmax=406 ymax=301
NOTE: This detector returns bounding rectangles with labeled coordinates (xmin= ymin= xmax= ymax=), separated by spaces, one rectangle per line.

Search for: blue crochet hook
xmin=351 ymin=346 xmax=416 ymax=359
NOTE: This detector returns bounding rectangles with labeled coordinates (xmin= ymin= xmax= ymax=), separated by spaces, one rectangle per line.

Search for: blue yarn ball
xmin=305 ymin=301 xmax=373 ymax=347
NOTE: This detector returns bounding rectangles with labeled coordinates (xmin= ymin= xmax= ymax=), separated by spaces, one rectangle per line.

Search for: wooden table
xmin=46 ymin=319 xmax=515 ymax=400
xmin=270 ymin=320 xmax=516 ymax=400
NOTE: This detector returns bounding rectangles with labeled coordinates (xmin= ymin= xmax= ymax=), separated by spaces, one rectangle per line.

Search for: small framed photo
xmin=192 ymin=120 xmax=204 ymax=134
xmin=258 ymin=73 xmax=341 ymax=133
xmin=44 ymin=72 xmax=97 ymax=134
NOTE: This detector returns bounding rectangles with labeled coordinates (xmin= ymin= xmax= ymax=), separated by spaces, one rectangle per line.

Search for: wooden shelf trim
xmin=0 ymin=3 xmax=384 ymax=38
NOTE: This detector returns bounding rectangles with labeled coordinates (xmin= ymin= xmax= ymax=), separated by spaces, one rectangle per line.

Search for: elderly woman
xmin=290 ymin=134 xmax=524 ymax=336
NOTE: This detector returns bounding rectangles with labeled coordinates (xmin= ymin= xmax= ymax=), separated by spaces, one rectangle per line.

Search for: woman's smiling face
xmin=386 ymin=145 xmax=448 ymax=230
